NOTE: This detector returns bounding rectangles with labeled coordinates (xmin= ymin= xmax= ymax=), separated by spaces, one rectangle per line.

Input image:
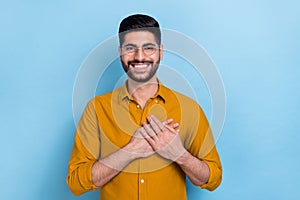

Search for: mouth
xmin=128 ymin=61 xmax=152 ymax=70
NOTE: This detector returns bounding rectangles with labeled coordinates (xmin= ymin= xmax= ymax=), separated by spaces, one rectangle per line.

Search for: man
xmin=67 ymin=14 xmax=222 ymax=200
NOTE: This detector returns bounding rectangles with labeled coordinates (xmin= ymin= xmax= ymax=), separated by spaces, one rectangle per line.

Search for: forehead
xmin=123 ymin=31 xmax=156 ymax=45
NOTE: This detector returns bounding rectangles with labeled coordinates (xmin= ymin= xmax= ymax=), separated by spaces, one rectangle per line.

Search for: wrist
xmin=175 ymin=150 xmax=189 ymax=165
xmin=122 ymin=143 xmax=140 ymax=161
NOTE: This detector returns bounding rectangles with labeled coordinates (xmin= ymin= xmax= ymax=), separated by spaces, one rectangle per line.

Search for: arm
xmin=66 ymin=101 xmax=100 ymax=196
xmin=67 ymin=102 xmax=178 ymax=195
xmin=91 ymin=149 xmax=133 ymax=187
xmin=67 ymin=124 xmax=154 ymax=194
xmin=142 ymin=115 xmax=222 ymax=190
xmin=91 ymin=127 xmax=154 ymax=187
xmin=92 ymin=118 xmax=179 ymax=187
xmin=175 ymin=150 xmax=210 ymax=186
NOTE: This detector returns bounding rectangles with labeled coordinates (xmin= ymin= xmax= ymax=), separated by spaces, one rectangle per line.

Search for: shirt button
xmin=136 ymin=105 xmax=140 ymax=108
xmin=140 ymin=179 xmax=145 ymax=183
xmin=155 ymin=99 xmax=158 ymax=103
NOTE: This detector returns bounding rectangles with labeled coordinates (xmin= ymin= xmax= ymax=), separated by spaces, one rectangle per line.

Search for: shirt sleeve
xmin=66 ymin=100 xmax=100 ymax=195
xmin=187 ymin=106 xmax=222 ymax=191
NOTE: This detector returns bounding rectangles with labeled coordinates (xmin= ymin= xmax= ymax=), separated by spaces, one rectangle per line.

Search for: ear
xmin=159 ymin=44 xmax=164 ymax=61
xmin=118 ymin=46 xmax=122 ymax=57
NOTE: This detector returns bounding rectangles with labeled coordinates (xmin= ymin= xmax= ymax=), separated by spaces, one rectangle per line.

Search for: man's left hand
xmin=141 ymin=115 xmax=187 ymax=161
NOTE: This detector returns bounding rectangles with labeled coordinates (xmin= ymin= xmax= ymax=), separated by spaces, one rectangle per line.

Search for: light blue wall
xmin=1 ymin=0 xmax=299 ymax=199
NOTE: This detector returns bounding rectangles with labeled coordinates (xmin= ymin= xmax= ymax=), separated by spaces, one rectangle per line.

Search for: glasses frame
xmin=121 ymin=43 xmax=160 ymax=56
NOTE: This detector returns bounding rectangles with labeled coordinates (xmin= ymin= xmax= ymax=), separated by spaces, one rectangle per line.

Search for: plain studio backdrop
xmin=0 ymin=0 xmax=299 ymax=200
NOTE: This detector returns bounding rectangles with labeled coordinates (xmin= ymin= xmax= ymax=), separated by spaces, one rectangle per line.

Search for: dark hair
xmin=118 ymin=14 xmax=161 ymax=46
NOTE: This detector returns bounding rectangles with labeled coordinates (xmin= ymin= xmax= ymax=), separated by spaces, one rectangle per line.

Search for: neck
xmin=127 ymin=76 xmax=158 ymax=108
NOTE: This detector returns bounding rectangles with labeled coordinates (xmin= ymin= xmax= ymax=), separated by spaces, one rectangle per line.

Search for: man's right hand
xmin=92 ymin=118 xmax=178 ymax=187
xmin=123 ymin=127 xmax=154 ymax=158
xmin=123 ymin=118 xmax=179 ymax=160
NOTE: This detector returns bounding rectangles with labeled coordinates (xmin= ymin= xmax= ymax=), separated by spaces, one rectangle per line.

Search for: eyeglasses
xmin=121 ymin=44 xmax=159 ymax=56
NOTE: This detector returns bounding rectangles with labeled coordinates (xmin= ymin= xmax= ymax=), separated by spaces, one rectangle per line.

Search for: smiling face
xmin=119 ymin=31 xmax=163 ymax=83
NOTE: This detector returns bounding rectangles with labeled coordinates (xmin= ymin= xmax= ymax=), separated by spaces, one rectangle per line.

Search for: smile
xmin=129 ymin=62 xmax=152 ymax=70
xmin=132 ymin=64 xmax=149 ymax=69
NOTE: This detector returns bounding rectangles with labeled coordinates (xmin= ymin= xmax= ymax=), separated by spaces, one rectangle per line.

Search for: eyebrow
xmin=122 ymin=43 xmax=157 ymax=47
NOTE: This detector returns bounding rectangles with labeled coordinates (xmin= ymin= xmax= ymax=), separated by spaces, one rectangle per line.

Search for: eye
xmin=124 ymin=46 xmax=135 ymax=52
xmin=143 ymin=46 xmax=155 ymax=51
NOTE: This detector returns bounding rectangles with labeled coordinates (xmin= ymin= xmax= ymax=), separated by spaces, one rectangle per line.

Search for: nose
xmin=134 ymin=48 xmax=145 ymax=60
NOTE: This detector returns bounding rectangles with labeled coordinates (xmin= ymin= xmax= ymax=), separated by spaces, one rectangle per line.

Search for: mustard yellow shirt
xmin=67 ymin=82 xmax=222 ymax=200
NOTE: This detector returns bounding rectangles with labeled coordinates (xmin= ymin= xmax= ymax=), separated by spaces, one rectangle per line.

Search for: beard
xmin=121 ymin=59 xmax=160 ymax=83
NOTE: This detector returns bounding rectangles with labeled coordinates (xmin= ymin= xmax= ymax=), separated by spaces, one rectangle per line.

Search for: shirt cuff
xmin=198 ymin=160 xmax=222 ymax=191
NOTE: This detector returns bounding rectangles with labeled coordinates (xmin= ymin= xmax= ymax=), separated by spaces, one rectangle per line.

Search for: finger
xmin=171 ymin=122 xmax=179 ymax=129
xmin=139 ymin=127 xmax=156 ymax=148
xmin=143 ymin=123 xmax=158 ymax=141
xmin=139 ymin=127 xmax=151 ymax=139
xmin=162 ymin=118 xmax=174 ymax=126
xmin=148 ymin=117 xmax=162 ymax=135
xmin=165 ymin=125 xmax=178 ymax=135
xmin=149 ymin=115 xmax=164 ymax=130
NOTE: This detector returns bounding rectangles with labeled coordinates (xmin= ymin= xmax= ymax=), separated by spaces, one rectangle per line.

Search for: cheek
xmin=120 ymin=57 xmax=128 ymax=67
xmin=120 ymin=57 xmax=128 ymax=72
xmin=152 ymin=54 xmax=161 ymax=63
xmin=120 ymin=55 xmax=132 ymax=63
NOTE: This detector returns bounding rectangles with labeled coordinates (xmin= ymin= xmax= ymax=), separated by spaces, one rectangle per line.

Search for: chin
xmin=128 ymin=75 xmax=153 ymax=83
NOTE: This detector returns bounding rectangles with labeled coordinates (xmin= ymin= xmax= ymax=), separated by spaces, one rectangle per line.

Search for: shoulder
xmin=82 ymin=88 xmax=122 ymax=114
xmin=162 ymin=85 xmax=200 ymax=109
xmin=91 ymin=87 xmax=122 ymax=103
xmin=162 ymin=85 xmax=208 ymax=123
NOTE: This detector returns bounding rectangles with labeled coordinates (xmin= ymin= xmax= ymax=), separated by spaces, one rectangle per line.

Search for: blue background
xmin=1 ymin=0 xmax=299 ymax=199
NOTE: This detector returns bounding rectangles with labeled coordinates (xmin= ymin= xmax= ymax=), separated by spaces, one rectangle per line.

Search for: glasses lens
xmin=123 ymin=46 xmax=136 ymax=55
xmin=122 ymin=45 xmax=158 ymax=56
xmin=143 ymin=45 xmax=157 ymax=55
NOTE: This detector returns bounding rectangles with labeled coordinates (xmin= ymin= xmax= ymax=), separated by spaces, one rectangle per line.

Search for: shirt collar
xmin=119 ymin=79 xmax=167 ymax=103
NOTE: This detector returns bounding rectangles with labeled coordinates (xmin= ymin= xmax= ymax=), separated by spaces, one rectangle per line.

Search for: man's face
xmin=119 ymin=31 xmax=163 ymax=83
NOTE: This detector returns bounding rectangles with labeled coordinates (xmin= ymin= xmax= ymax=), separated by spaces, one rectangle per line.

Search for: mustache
xmin=127 ymin=60 xmax=153 ymax=65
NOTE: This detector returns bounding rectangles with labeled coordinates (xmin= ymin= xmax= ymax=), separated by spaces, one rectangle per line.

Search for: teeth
xmin=132 ymin=64 xmax=148 ymax=68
